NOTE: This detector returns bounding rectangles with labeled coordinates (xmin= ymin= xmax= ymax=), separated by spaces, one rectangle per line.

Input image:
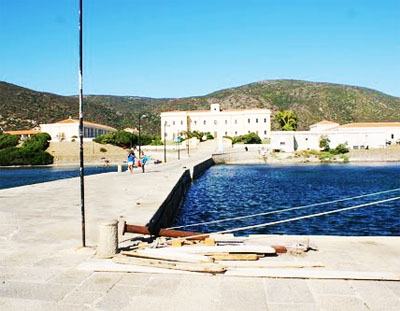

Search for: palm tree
xmin=275 ymin=110 xmax=298 ymax=131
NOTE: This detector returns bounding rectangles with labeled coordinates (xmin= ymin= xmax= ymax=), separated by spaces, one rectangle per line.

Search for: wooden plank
xmin=78 ymin=259 xmax=194 ymax=274
xmin=216 ymin=260 xmax=324 ymax=268
xmin=206 ymin=253 xmax=260 ymax=261
xmin=113 ymin=254 xmax=226 ymax=274
xmin=121 ymin=249 xmax=214 ymax=263
xmin=160 ymin=245 xmax=276 ymax=255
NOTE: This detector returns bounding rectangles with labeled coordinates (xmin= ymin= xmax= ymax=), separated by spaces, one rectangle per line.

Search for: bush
xmin=0 ymin=133 xmax=53 ymax=166
xmin=150 ymin=138 xmax=163 ymax=146
xmin=23 ymin=133 xmax=51 ymax=152
xmin=187 ymin=131 xmax=205 ymax=141
xmin=232 ymin=132 xmax=261 ymax=144
xmin=333 ymin=143 xmax=349 ymax=154
xmin=206 ymin=133 xmax=214 ymax=140
xmin=0 ymin=134 xmax=20 ymax=149
xmin=94 ymin=131 xmax=137 ymax=148
xmin=94 ymin=131 xmax=162 ymax=148
xmin=0 ymin=147 xmax=53 ymax=166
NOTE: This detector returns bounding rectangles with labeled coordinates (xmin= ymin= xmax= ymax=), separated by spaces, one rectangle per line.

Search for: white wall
xmin=161 ymin=105 xmax=271 ymax=142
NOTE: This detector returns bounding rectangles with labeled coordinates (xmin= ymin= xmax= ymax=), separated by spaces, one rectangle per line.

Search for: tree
xmin=275 ymin=110 xmax=298 ymax=131
xmin=319 ymin=135 xmax=330 ymax=152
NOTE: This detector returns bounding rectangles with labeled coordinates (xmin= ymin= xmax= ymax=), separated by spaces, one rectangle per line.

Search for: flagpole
xmin=78 ymin=0 xmax=86 ymax=247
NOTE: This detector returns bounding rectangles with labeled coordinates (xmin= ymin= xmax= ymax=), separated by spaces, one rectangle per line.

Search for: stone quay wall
xmin=146 ymin=158 xmax=215 ymax=233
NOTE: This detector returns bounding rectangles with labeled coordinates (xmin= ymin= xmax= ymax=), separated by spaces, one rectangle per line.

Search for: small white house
xmin=40 ymin=118 xmax=117 ymax=142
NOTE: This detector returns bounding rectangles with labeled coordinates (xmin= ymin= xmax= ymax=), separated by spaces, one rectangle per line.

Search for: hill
xmin=1 ymin=80 xmax=400 ymax=135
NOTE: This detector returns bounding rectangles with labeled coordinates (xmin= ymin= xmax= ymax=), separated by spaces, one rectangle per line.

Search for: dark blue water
xmin=172 ymin=164 xmax=400 ymax=236
xmin=0 ymin=165 xmax=118 ymax=190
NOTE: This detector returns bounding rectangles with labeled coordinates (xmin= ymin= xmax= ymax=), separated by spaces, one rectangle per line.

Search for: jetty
xmin=1 ymin=141 xmax=399 ymax=310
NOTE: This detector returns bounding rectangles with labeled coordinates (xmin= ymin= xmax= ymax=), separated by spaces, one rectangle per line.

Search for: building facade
xmin=271 ymin=120 xmax=400 ymax=152
xmin=160 ymin=104 xmax=271 ymax=142
xmin=40 ymin=118 xmax=117 ymax=142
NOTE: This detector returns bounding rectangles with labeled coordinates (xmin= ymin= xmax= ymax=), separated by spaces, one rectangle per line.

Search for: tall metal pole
xmin=138 ymin=115 xmax=141 ymax=155
xmin=78 ymin=0 xmax=86 ymax=247
xmin=163 ymin=121 xmax=167 ymax=163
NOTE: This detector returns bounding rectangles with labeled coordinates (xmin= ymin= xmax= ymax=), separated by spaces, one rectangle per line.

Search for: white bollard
xmin=117 ymin=164 xmax=122 ymax=173
xmin=96 ymin=220 xmax=118 ymax=258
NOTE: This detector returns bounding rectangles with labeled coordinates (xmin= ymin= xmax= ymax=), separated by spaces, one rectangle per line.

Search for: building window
xmin=181 ymin=121 xmax=183 ymax=125
xmin=203 ymin=120 xmax=206 ymax=125
xmin=235 ymin=131 xmax=237 ymax=135
xmin=173 ymin=121 xmax=175 ymax=125
xmin=248 ymin=118 xmax=250 ymax=123
xmin=256 ymin=118 xmax=258 ymax=123
xmin=214 ymin=120 xmax=217 ymax=125
xmin=225 ymin=120 xmax=228 ymax=125
xmin=194 ymin=121 xmax=197 ymax=125
xmin=264 ymin=130 xmax=267 ymax=135
xmin=264 ymin=118 xmax=267 ymax=123
xmin=225 ymin=131 xmax=228 ymax=135
xmin=235 ymin=120 xmax=237 ymax=124
xmin=280 ymin=142 xmax=286 ymax=146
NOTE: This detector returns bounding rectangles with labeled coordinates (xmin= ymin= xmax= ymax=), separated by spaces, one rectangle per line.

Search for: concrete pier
xmin=1 ymin=142 xmax=399 ymax=310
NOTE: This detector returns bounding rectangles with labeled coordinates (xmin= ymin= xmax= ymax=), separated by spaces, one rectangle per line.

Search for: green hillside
xmin=1 ymin=79 xmax=400 ymax=135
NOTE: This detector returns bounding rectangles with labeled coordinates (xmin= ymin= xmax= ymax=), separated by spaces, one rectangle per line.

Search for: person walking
xmin=139 ymin=150 xmax=149 ymax=173
xmin=127 ymin=149 xmax=136 ymax=173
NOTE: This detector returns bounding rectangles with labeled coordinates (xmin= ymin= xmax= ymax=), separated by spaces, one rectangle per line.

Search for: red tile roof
xmin=3 ymin=129 xmax=41 ymax=135
xmin=339 ymin=122 xmax=400 ymax=128
xmin=54 ymin=119 xmax=116 ymax=130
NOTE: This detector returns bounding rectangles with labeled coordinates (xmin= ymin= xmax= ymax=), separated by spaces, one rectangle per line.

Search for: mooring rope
xmin=168 ymin=187 xmax=400 ymax=230
xmin=179 ymin=195 xmax=400 ymax=240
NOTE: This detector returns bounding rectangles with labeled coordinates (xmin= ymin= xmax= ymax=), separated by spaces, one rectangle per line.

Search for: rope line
xmin=179 ymin=195 xmax=400 ymax=240
xmin=168 ymin=187 xmax=400 ymax=230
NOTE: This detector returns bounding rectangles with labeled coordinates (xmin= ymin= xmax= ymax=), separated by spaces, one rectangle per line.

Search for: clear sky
xmin=1 ymin=0 xmax=399 ymax=98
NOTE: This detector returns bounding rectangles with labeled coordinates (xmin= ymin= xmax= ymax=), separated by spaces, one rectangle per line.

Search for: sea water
xmin=0 ymin=165 xmax=118 ymax=190
xmin=172 ymin=164 xmax=400 ymax=236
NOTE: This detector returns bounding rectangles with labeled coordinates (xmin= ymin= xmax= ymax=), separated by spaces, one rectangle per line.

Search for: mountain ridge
xmin=1 ymin=79 xmax=400 ymax=135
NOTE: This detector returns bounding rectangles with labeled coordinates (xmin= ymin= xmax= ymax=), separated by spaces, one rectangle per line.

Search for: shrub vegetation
xmin=94 ymin=130 xmax=162 ymax=148
xmin=232 ymin=132 xmax=262 ymax=144
xmin=0 ymin=133 xmax=53 ymax=166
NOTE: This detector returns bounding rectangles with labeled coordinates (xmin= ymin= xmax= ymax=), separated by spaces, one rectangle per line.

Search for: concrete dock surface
xmin=1 ymin=142 xmax=399 ymax=310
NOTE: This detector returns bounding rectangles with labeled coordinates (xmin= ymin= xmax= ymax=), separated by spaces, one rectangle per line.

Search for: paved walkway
xmin=1 ymin=142 xmax=399 ymax=310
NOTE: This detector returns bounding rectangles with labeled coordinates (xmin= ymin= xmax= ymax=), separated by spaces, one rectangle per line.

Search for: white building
xmin=271 ymin=120 xmax=400 ymax=152
xmin=160 ymin=104 xmax=271 ymax=142
xmin=40 ymin=118 xmax=117 ymax=142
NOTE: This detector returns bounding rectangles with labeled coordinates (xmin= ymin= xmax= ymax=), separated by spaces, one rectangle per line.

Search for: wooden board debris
xmin=216 ymin=260 xmax=324 ymax=268
xmin=206 ymin=253 xmax=260 ymax=261
xmin=158 ymin=245 xmax=276 ymax=255
xmin=114 ymin=254 xmax=226 ymax=274
xmin=121 ymin=249 xmax=214 ymax=263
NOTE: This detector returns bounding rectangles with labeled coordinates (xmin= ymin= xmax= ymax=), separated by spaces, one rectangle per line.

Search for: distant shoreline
xmin=41 ymin=141 xmax=400 ymax=166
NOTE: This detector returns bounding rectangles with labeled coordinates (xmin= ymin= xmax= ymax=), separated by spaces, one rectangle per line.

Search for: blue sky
xmin=1 ymin=0 xmax=399 ymax=98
